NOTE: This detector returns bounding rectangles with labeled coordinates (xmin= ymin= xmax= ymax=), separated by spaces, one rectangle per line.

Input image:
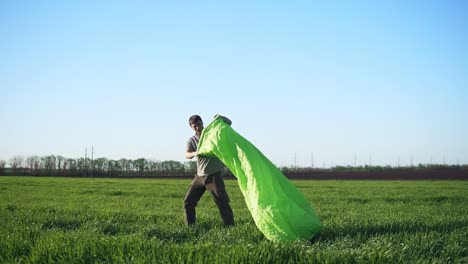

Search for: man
xmin=184 ymin=114 xmax=234 ymax=226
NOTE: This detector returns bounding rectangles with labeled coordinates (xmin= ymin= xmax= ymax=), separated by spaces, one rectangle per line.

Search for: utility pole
xmin=311 ymin=152 xmax=314 ymax=168
xmin=354 ymin=153 xmax=357 ymax=167
xmin=294 ymin=152 xmax=297 ymax=170
xmin=91 ymin=146 xmax=94 ymax=177
xmin=85 ymin=147 xmax=87 ymax=177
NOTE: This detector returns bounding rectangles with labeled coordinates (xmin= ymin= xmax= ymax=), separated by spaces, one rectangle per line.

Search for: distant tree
xmin=26 ymin=156 xmax=35 ymax=175
xmin=132 ymin=158 xmax=147 ymax=176
xmin=184 ymin=161 xmax=197 ymax=174
xmin=9 ymin=155 xmax=24 ymax=175
xmin=332 ymin=166 xmax=349 ymax=171
xmin=67 ymin=158 xmax=77 ymax=176
xmin=147 ymin=159 xmax=162 ymax=175
xmin=93 ymin=157 xmax=108 ymax=176
xmin=31 ymin=156 xmax=42 ymax=175
xmin=56 ymin=155 xmax=65 ymax=176
xmin=107 ymin=159 xmax=119 ymax=176
xmin=161 ymin=160 xmax=185 ymax=175
xmin=42 ymin=155 xmax=56 ymax=176
xmin=417 ymin=163 xmax=426 ymax=169
xmin=118 ymin=159 xmax=130 ymax=176
xmin=25 ymin=156 xmax=41 ymax=176
xmin=76 ymin=158 xmax=83 ymax=175
xmin=61 ymin=158 xmax=70 ymax=176
xmin=0 ymin=160 xmax=5 ymax=175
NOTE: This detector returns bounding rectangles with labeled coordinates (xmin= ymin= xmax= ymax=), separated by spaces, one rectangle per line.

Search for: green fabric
xmin=197 ymin=117 xmax=323 ymax=242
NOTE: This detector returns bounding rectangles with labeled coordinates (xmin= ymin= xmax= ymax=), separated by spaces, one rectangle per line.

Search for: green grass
xmin=0 ymin=177 xmax=467 ymax=263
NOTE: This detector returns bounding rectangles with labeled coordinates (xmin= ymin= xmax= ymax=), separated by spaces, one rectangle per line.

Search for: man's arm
xmin=185 ymin=151 xmax=197 ymax=160
xmin=185 ymin=147 xmax=197 ymax=160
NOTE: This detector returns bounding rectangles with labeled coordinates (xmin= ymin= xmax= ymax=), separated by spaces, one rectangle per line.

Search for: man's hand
xmin=185 ymin=151 xmax=197 ymax=160
xmin=214 ymin=114 xmax=232 ymax=125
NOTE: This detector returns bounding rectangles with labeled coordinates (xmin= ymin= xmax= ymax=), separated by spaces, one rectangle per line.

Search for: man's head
xmin=189 ymin=115 xmax=203 ymax=136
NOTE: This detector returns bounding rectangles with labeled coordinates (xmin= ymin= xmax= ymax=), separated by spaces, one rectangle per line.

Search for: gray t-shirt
xmin=186 ymin=134 xmax=224 ymax=176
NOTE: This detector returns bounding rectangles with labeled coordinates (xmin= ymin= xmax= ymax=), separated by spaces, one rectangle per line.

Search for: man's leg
xmin=205 ymin=172 xmax=234 ymax=226
xmin=183 ymin=176 xmax=206 ymax=226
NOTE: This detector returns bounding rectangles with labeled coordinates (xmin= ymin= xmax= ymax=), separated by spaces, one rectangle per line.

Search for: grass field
xmin=0 ymin=176 xmax=467 ymax=263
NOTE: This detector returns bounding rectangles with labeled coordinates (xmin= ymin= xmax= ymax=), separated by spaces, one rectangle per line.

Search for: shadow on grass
xmin=143 ymin=217 xmax=250 ymax=244
xmin=312 ymin=219 xmax=468 ymax=243
xmin=41 ymin=218 xmax=81 ymax=231
xmin=144 ymin=221 xmax=219 ymax=243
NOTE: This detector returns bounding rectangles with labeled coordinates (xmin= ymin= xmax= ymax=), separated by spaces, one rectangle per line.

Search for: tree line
xmin=0 ymin=155 xmax=465 ymax=178
xmin=0 ymin=155 xmax=197 ymax=177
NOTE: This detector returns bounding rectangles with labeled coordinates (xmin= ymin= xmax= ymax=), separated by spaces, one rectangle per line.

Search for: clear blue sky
xmin=1 ymin=1 xmax=467 ymax=167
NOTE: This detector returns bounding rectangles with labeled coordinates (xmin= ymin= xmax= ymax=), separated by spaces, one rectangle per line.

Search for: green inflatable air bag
xmin=197 ymin=117 xmax=323 ymax=242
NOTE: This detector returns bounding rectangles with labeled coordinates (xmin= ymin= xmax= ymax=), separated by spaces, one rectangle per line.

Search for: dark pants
xmin=183 ymin=171 xmax=234 ymax=226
